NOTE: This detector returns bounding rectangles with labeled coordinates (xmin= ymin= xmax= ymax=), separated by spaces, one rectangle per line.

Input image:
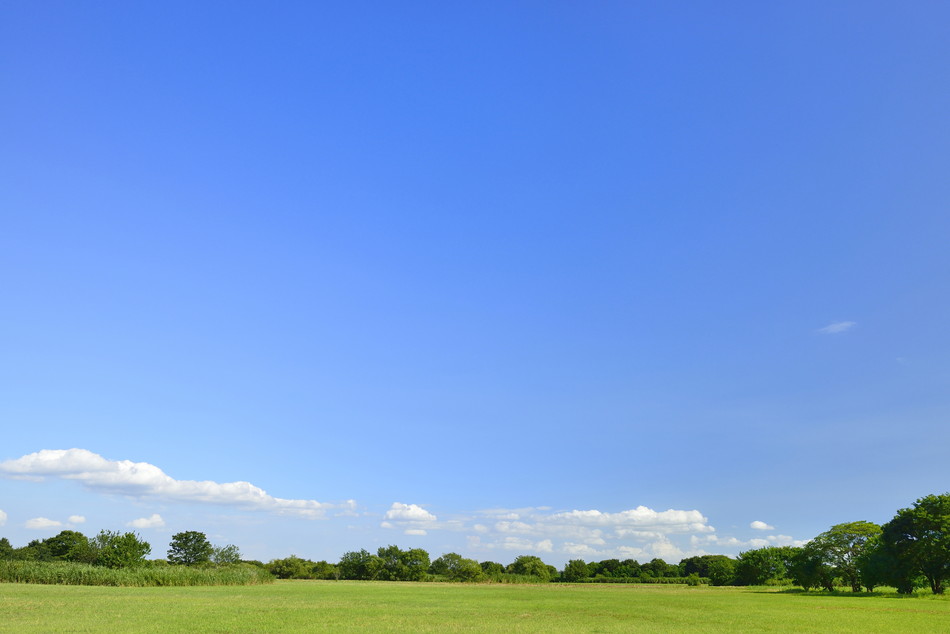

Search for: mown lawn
xmin=1 ymin=581 xmax=949 ymax=633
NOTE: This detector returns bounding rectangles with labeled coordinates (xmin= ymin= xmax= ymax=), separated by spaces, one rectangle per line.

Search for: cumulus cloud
xmin=384 ymin=503 xmax=437 ymax=522
xmin=68 ymin=515 xmax=86 ymax=524
xmin=818 ymin=321 xmax=856 ymax=334
xmin=0 ymin=509 xmax=6 ymax=526
xmin=0 ymin=449 xmax=355 ymax=519
xmin=750 ymin=520 xmax=774 ymax=531
xmin=381 ymin=502 xmax=438 ymax=535
xmin=127 ymin=514 xmax=165 ymax=529
xmin=25 ymin=517 xmax=62 ymax=529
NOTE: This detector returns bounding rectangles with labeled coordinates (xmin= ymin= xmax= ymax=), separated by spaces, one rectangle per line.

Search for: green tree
xmin=91 ymin=530 xmax=151 ymax=568
xmin=856 ymin=535 xmax=923 ymax=594
xmin=734 ymin=546 xmax=796 ymax=585
xmin=789 ymin=544 xmax=835 ymax=592
xmin=507 ymin=555 xmax=552 ymax=581
xmin=338 ymin=549 xmax=384 ymax=580
xmin=267 ymin=555 xmax=312 ymax=579
xmin=879 ymin=493 xmax=950 ymax=594
xmin=44 ymin=530 xmax=96 ymax=563
xmin=0 ymin=537 xmax=13 ymax=560
xmin=480 ymin=560 xmax=505 ymax=579
xmin=561 ymin=559 xmax=590 ymax=582
xmin=167 ymin=531 xmax=213 ymax=565
xmin=706 ymin=557 xmax=736 ymax=586
xmin=807 ymin=521 xmax=881 ymax=592
xmin=311 ymin=560 xmax=339 ymax=580
xmin=211 ymin=544 xmax=242 ymax=565
xmin=430 ymin=552 xmax=484 ymax=582
xmin=681 ymin=554 xmax=735 ymax=585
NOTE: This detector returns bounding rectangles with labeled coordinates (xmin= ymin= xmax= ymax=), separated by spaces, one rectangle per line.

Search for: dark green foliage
xmin=507 ymin=555 xmax=552 ymax=581
xmin=311 ymin=560 xmax=339 ymax=580
xmin=806 ymin=521 xmax=881 ymax=592
xmin=91 ymin=531 xmax=151 ymax=569
xmin=480 ymin=561 xmax=505 ymax=579
xmin=338 ymin=549 xmax=384 ymax=580
xmin=43 ymin=531 xmax=92 ymax=562
xmin=878 ymin=493 xmax=950 ymax=594
xmin=267 ymin=555 xmax=312 ymax=579
xmin=734 ymin=546 xmax=797 ymax=585
xmin=211 ymin=544 xmax=242 ymax=565
xmin=0 ymin=537 xmax=13 ymax=560
xmin=561 ymin=559 xmax=590 ymax=582
xmin=789 ymin=544 xmax=834 ymax=592
xmin=681 ymin=555 xmax=735 ymax=585
xmin=429 ymin=552 xmax=483 ymax=581
xmin=856 ymin=535 xmax=923 ymax=594
xmin=374 ymin=545 xmax=430 ymax=581
xmin=167 ymin=531 xmax=213 ymax=566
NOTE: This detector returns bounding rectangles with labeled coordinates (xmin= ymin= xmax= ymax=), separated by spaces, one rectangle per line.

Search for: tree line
xmin=2 ymin=493 xmax=947 ymax=593
xmin=0 ymin=529 xmax=240 ymax=568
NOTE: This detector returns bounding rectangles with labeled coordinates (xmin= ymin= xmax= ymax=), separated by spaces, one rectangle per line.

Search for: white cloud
xmin=384 ymin=503 xmax=436 ymax=522
xmin=692 ymin=533 xmax=806 ymax=550
xmin=25 ymin=517 xmax=62 ymax=529
xmin=0 ymin=509 xmax=6 ymax=526
xmin=404 ymin=529 xmax=427 ymax=536
xmin=68 ymin=515 xmax=86 ymax=524
xmin=462 ymin=505 xmax=717 ymax=560
xmin=818 ymin=321 xmax=856 ymax=334
xmin=750 ymin=520 xmax=774 ymax=531
xmin=127 ymin=514 xmax=165 ymax=529
xmin=0 ymin=449 xmax=353 ymax=519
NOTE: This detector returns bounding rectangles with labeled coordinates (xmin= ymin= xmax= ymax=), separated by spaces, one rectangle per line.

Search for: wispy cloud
xmin=68 ymin=515 xmax=86 ymax=524
xmin=0 ymin=509 xmax=6 ymax=527
xmin=127 ymin=514 xmax=166 ymax=529
xmin=818 ymin=321 xmax=856 ymax=334
xmin=750 ymin=520 xmax=774 ymax=530
xmin=0 ymin=449 xmax=356 ymax=519
xmin=25 ymin=517 xmax=63 ymax=529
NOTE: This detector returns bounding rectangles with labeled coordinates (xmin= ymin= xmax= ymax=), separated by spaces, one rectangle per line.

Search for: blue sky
xmin=2 ymin=1 xmax=948 ymax=566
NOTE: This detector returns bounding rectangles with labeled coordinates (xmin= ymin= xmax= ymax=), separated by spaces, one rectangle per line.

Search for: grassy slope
xmin=1 ymin=581 xmax=949 ymax=633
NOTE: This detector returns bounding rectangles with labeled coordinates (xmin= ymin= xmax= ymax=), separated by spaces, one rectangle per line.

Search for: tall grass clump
xmin=0 ymin=560 xmax=274 ymax=587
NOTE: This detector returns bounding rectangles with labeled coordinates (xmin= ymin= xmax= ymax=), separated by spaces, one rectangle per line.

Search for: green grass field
xmin=2 ymin=581 xmax=949 ymax=633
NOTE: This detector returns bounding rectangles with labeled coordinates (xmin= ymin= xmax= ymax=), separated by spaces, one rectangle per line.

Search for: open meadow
xmin=2 ymin=581 xmax=949 ymax=633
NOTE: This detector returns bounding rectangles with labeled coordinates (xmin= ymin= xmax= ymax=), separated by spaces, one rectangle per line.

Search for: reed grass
xmin=0 ymin=560 xmax=274 ymax=586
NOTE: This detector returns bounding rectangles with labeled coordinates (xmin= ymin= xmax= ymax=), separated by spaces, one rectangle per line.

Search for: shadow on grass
xmin=765 ymin=587 xmax=934 ymax=600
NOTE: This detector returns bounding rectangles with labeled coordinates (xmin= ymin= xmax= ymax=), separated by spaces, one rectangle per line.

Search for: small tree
xmin=211 ymin=544 xmax=242 ymax=565
xmin=167 ymin=531 xmax=213 ymax=565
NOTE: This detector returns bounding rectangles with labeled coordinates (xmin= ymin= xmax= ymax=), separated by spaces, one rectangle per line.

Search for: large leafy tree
xmin=879 ymin=493 xmax=950 ymax=594
xmin=44 ymin=530 xmax=95 ymax=563
xmin=807 ymin=521 xmax=882 ymax=592
xmin=167 ymin=531 xmax=213 ymax=565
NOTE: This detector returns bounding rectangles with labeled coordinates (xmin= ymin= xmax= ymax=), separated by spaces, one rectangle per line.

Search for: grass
xmin=1 ymin=581 xmax=949 ymax=632
xmin=0 ymin=560 xmax=273 ymax=586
